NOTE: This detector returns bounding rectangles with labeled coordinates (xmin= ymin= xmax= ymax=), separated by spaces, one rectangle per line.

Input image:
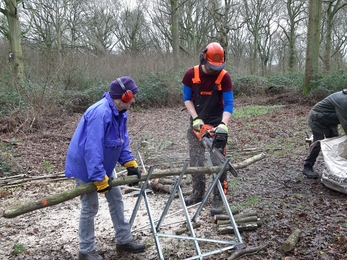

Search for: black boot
xmin=302 ymin=165 xmax=319 ymax=179
xmin=116 ymin=239 xmax=146 ymax=253
xmin=78 ymin=250 xmax=103 ymax=260
xmin=210 ymin=194 xmax=224 ymax=216
xmin=184 ymin=192 xmax=203 ymax=206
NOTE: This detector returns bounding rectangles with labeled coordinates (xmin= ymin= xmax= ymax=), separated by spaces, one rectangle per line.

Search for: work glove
xmin=124 ymin=160 xmax=142 ymax=186
xmin=192 ymin=117 xmax=204 ymax=131
xmin=93 ymin=175 xmax=112 ymax=194
xmin=215 ymin=122 xmax=228 ymax=134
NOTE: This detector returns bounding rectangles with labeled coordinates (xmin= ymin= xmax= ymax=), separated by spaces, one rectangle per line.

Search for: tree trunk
xmin=303 ymin=0 xmax=322 ymax=95
xmin=3 ymin=153 xmax=265 ymax=218
xmin=3 ymin=0 xmax=25 ymax=82
xmin=170 ymin=0 xmax=179 ymax=69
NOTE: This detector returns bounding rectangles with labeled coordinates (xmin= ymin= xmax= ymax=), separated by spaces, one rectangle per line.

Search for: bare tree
xmin=115 ymin=5 xmax=150 ymax=54
xmin=242 ymin=0 xmax=280 ymax=75
xmin=0 ymin=0 xmax=25 ymax=82
xmin=321 ymin=0 xmax=347 ymax=72
xmin=278 ymin=0 xmax=307 ymax=71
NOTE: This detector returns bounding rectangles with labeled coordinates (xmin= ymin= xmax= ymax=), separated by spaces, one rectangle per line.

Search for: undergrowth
xmin=1 ymin=68 xmax=346 ymax=133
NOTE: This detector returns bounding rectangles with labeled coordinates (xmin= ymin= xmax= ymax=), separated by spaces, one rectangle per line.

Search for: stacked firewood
xmin=214 ymin=210 xmax=261 ymax=234
xmin=173 ymin=210 xmax=261 ymax=236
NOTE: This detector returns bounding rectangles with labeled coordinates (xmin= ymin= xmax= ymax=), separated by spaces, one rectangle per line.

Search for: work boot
xmin=184 ymin=192 xmax=203 ymax=206
xmin=116 ymin=240 xmax=146 ymax=253
xmin=210 ymin=194 xmax=224 ymax=216
xmin=78 ymin=250 xmax=103 ymax=260
xmin=302 ymin=165 xmax=319 ymax=179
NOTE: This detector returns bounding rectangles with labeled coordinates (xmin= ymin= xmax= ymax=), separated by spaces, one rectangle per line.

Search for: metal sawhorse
xmin=128 ymin=155 xmax=242 ymax=259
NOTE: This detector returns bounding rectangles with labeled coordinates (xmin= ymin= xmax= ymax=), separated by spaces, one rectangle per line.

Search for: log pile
xmin=172 ymin=210 xmax=261 ymax=236
xmin=215 ymin=210 xmax=261 ymax=234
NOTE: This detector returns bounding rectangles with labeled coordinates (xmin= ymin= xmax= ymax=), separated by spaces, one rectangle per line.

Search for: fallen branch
xmin=3 ymin=153 xmax=265 ymax=218
xmin=281 ymin=228 xmax=302 ymax=252
xmin=228 ymin=244 xmax=267 ymax=260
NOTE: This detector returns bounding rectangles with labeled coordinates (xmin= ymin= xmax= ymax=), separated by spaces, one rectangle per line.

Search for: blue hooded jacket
xmin=65 ymin=92 xmax=134 ymax=183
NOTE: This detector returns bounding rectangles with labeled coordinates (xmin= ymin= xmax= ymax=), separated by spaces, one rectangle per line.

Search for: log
xmin=3 ymin=153 xmax=265 ymax=218
xmin=214 ymin=210 xmax=258 ymax=223
xmin=281 ymin=228 xmax=302 ymax=252
xmin=174 ymin=222 xmax=201 ymax=235
xmin=216 ymin=216 xmax=258 ymax=226
xmin=148 ymin=182 xmax=173 ymax=194
xmin=217 ymin=222 xmax=259 ymax=234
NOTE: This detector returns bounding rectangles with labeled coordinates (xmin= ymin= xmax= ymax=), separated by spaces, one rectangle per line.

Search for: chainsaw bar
xmin=202 ymin=136 xmax=238 ymax=177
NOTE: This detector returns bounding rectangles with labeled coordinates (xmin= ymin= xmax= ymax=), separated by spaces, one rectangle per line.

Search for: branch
xmin=228 ymin=244 xmax=267 ymax=260
xmin=3 ymin=153 xmax=265 ymax=218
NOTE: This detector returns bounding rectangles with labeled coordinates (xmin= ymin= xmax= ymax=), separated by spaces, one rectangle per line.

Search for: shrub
xmin=136 ymin=71 xmax=182 ymax=108
xmin=232 ymin=75 xmax=269 ymax=96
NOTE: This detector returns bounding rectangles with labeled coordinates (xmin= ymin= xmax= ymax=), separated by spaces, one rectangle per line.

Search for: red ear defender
xmin=116 ymin=78 xmax=134 ymax=103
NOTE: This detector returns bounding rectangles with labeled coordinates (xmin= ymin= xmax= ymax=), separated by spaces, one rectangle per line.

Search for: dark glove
xmin=124 ymin=160 xmax=141 ymax=186
xmin=126 ymin=167 xmax=142 ymax=186
xmin=93 ymin=175 xmax=112 ymax=193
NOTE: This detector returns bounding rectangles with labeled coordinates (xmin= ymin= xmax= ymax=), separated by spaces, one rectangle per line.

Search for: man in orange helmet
xmin=182 ymin=42 xmax=234 ymax=216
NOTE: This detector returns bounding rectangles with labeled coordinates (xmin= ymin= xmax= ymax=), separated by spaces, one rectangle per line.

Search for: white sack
xmin=320 ymin=135 xmax=347 ymax=194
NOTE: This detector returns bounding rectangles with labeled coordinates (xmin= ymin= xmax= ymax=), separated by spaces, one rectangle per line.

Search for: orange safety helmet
xmin=200 ymin=42 xmax=225 ymax=71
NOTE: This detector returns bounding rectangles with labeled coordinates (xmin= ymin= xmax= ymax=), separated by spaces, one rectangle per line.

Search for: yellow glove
xmin=215 ymin=123 xmax=228 ymax=134
xmin=124 ymin=160 xmax=138 ymax=168
xmin=93 ymin=175 xmax=111 ymax=193
xmin=192 ymin=117 xmax=204 ymax=131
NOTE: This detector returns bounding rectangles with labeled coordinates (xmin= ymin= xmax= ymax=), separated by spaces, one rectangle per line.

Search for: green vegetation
xmin=233 ymin=105 xmax=283 ymax=119
xmin=41 ymin=160 xmax=53 ymax=171
xmin=11 ymin=244 xmax=25 ymax=255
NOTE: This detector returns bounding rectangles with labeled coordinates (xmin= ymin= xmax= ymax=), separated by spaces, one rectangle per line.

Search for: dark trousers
xmin=187 ymin=127 xmax=227 ymax=196
xmin=304 ymin=128 xmax=338 ymax=167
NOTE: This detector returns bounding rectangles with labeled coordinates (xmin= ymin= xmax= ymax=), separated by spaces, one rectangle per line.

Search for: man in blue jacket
xmin=65 ymin=76 xmax=145 ymax=260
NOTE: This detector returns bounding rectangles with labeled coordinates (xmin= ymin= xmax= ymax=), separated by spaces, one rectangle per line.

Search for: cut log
xmin=214 ymin=210 xmax=258 ymax=223
xmin=217 ymin=222 xmax=259 ymax=234
xmin=174 ymin=222 xmax=201 ymax=235
xmin=148 ymin=182 xmax=173 ymax=194
xmin=281 ymin=228 xmax=302 ymax=252
xmin=3 ymin=153 xmax=265 ymax=218
xmin=216 ymin=215 xmax=258 ymax=226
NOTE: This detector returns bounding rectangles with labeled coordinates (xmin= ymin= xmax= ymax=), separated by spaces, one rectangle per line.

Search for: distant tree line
xmin=0 ymin=0 xmax=346 ymax=92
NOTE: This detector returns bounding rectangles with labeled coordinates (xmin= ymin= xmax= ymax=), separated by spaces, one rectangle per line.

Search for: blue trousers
xmin=76 ymin=176 xmax=133 ymax=254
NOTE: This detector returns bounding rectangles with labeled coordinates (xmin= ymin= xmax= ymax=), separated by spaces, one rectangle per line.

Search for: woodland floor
xmin=1 ymin=93 xmax=347 ymax=260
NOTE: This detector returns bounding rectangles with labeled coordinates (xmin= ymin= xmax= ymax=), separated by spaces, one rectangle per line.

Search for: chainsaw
xmin=193 ymin=124 xmax=238 ymax=177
